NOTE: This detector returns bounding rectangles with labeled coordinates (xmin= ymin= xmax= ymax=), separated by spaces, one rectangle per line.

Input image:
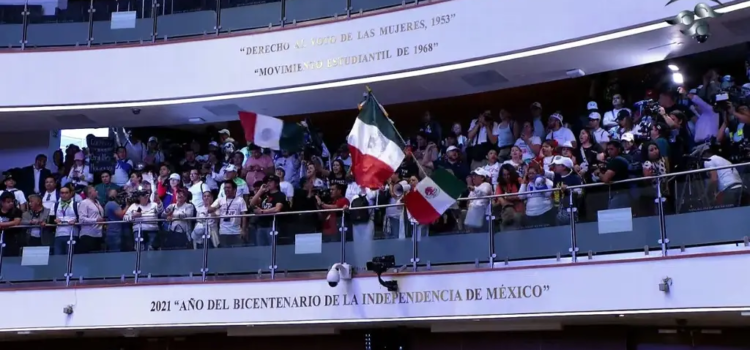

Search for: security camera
xmin=659 ymin=277 xmax=673 ymax=293
xmin=131 ymin=108 xmax=141 ymax=115
xmin=694 ymin=34 xmax=709 ymax=44
xmin=63 ymin=305 xmax=74 ymax=315
xmin=326 ymin=263 xmax=352 ymax=287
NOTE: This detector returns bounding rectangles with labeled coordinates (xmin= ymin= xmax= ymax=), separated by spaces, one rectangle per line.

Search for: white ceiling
xmin=5 ymin=5 xmax=750 ymax=132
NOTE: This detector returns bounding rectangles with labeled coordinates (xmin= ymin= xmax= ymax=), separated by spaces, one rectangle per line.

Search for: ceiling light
xmin=668 ymin=64 xmax=679 ymax=71
xmin=188 ymin=117 xmax=205 ymax=123
xmin=672 ymin=73 xmax=684 ymax=84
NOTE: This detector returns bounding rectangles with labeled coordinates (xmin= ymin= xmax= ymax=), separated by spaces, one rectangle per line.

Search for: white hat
xmin=208 ymin=141 xmax=219 ymax=147
xmin=620 ymin=132 xmax=635 ymax=143
xmin=552 ymin=156 xmax=574 ymax=169
xmin=148 ymin=136 xmax=158 ymax=143
xmin=550 ymin=113 xmax=563 ymax=122
xmin=168 ymin=173 xmax=180 ymax=181
xmin=559 ymin=141 xmax=574 ymax=149
xmin=587 ymin=101 xmax=599 ymax=110
xmin=218 ymin=129 xmax=231 ymax=135
xmin=446 ymin=145 xmax=459 ymax=153
xmin=530 ymin=102 xmax=542 ymax=109
xmin=588 ymin=112 xmax=601 ymax=120
xmin=471 ymin=168 xmax=490 ymax=177
xmin=225 ymin=164 xmax=238 ymax=173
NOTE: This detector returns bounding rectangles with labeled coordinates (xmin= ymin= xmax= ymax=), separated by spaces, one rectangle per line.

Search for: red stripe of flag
xmin=403 ymin=191 xmax=440 ymax=224
xmin=238 ymin=111 xmax=258 ymax=143
xmin=348 ymin=145 xmax=398 ymax=189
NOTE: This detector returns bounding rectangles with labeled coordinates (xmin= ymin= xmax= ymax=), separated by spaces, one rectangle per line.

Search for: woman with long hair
xmin=576 ymin=128 xmax=604 ymax=181
xmin=502 ymin=146 xmax=527 ymax=178
xmin=514 ymin=121 xmax=541 ymax=162
xmin=494 ymin=164 xmax=524 ymax=231
xmin=319 ymin=159 xmax=348 ymax=189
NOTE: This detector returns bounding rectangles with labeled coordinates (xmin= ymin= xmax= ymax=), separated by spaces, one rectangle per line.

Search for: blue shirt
xmin=105 ymin=201 xmax=123 ymax=233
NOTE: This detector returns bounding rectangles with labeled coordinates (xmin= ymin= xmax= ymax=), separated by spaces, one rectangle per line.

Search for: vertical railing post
xmin=280 ymin=0 xmax=286 ymax=27
xmin=150 ymin=0 xmax=160 ymax=42
xmin=86 ymin=0 xmax=95 ymax=46
xmin=0 ymin=230 xmax=5 ymax=280
xmin=339 ymin=209 xmax=346 ymax=264
xmin=269 ymin=215 xmax=278 ymax=279
xmin=656 ymin=178 xmax=669 ymax=256
xmin=20 ymin=1 xmax=29 ymax=49
xmin=568 ymin=189 xmax=579 ymax=263
xmin=410 ymin=221 xmax=419 ymax=272
xmin=200 ymin=218 xmax=210 ymax=282
xmin=64 ymin=227 xmax=76 ymax=286
xmin=346 ymin=0 xmax=351 ymax=18
xmin=133 ymin=226 xmax=143 ymax=283
xmin=487 ymin=203 xmax=496 ymax=268
xmin=214 ymin=0 xmax=221 ymax=35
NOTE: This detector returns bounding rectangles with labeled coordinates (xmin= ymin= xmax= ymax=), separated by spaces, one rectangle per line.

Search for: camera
xmin=367 ymin=255 xmax=398 ymax=292
xmin=131 ymin=108 xmax=141 ymax=115
xmin=326 ymin=263 xmax=352 ymax=287
xmin=63 ymin=304 xmax=74 ymax=315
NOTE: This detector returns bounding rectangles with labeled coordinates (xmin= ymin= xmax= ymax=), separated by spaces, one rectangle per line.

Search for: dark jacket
xmin=18 ymin=165 xmax=52 ymax=197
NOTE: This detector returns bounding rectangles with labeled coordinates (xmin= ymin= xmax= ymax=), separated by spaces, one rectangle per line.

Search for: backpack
xmin=52 ymin=200 xmax=79 ymax=222
xmin=349 ymin=195 xmax=370 ymax=224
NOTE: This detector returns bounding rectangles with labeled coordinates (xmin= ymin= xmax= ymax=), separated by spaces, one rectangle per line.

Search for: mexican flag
xmin=404 ymin=169 xmax=466 ymax=225
xmin=239 ymin=111 xmax=305 ymax=151
xmin=347 ymin=92 xmax=405 ymax=189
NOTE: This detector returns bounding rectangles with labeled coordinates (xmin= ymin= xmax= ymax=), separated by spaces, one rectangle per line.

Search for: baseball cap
xmin=208 ymin=141 xmax=219 ymax=147
xmin=225 ymin=164 xmax=238 ymax=173
xmin=559 ymin=141 xmax=574 ymax=149
xmin=148 ymin=136 xmax=158 ymax=143
xmin=471 ymin=168 xmax=490 ymax=177
xmin=550 ymin=113 xmax=563 ymax=123
xmin=587 ymin=101 xmax=599 ymax=110
xmin=551 ymin=156 xmax=574 ymax=169
xmin=264 ymin=174 xmax=280 ymax=184
xmin=530 ymin=102 xmax=542 ymax=109
xmin=168 ymin=173 xmax=181 ymax=181
xmin=588 ymin=112 xmax=601 ymax=120
xmin=3 ymin=173 xmax=14 ymax=183
xmin=620 ymin=133 xmax=635 ymax=143
xmin=446 ymin=145 xmax=459 ymax=153
xmin=218 ymin=129 xmax=230 ymax=135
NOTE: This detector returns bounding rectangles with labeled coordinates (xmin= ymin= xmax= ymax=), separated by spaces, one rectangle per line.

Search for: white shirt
xmin=704 ymin=155 xmax=742 ymax=192
xmin=0 ymin=188 xmax=26 ymax=206
xmin=483 ymin=162 xmax=501 ymax=187
xmin=592 ymin=127 xmax=610 ymax=143
xmin=33 ymin=167 xmax=41 ymax=193
xmin=532 ymin=117 xmax=546 ymax=139
xmin=345 ymin=183 xmax=377 ymax=221
xmin=468 ymin=119 xmax=500 ymax=145
xmin=274 ymin=155 xmax=300 ymax=186
xmin=468 ymin=182 xmax=493 ymax=207
xmin=68 ymin=164 xmax=93 ymax=187
xmin=603 ymin=108 xmax=631 ymax=128
xmin=188 ymin=181 xmax=208 ymax=209
xmin=54 ymin=200 xmax=79 ymax=238
xmin=495 ymin=122 xmax=515 ymax=147
xmin=113 ymin=159 xmax=134 ymax=186
xmin=211 ymin=196 xmax=247 ymax=235
xmin=514 ymin=137 xmax=540 ymax=161
xmin=124 ymin=202 xmax=163 ymax=232
xmin=165 ymin=202 xmax=196 ymax=234
xmin=545 ymin=127 xmax=576 ymax=146
xmin=279 ymin=181 xmax=294 ymax=200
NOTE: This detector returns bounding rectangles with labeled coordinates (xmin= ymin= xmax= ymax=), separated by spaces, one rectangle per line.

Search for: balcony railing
xmin=2 ymin=160 xmax=749 ymax=287
xmin=0 ymin=0 xmax=421 ymax=49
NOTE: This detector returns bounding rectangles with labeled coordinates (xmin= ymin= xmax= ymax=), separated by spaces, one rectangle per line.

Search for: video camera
xmin=633 ymin=100 xmax=660 ymax=140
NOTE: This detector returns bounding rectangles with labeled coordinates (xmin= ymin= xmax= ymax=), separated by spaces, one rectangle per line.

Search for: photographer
xmin=467 ymin=110 xmax=499 ymax=170
xmin=699 ymin=144 xmax=745 ymax=207
xmin=593 ymin=140 xmax=631 ymax=209
xmin=678 ymin=87 xmax=719 ymax=145
xmin=717 ymin=104 xmax=750 ymax=165
xmin=249 ymin=175 xmax=286 ymax=247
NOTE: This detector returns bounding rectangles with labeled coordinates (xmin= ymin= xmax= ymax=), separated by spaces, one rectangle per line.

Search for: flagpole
xmin=365 ymin=86 xmax=430 ymax=177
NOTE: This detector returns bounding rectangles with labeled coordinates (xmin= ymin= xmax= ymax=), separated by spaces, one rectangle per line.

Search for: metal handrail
xmin=5 ymin=159 xmax=747 ymax=229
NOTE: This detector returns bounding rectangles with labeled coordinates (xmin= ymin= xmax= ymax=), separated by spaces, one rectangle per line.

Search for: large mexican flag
xmin=347 ymin=92 xmax=405 ymax=189
xmin=405 ymin=169 xmax=466 ymax=225
xmin=239 ymin=111 xmax=305 ymax=151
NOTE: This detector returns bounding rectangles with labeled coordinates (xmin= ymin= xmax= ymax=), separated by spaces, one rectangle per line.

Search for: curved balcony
xmin=0 ymin=0 xmax=415 ymax=49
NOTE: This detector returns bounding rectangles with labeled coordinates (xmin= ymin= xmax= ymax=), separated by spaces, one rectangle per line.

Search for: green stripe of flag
xmin=357 ymin=94 xmax=405 ymax=149
xmin=279 ymin=122 xmax=305 ymax=152
xmin=431 ymin=168 xmax=466 ymax=199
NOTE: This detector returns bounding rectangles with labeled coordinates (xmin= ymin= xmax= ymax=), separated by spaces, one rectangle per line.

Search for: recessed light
xmin=188 ymin=118 xmax=205 ymax=123
xmin=668 ymin=64 xmax=680 ymax=71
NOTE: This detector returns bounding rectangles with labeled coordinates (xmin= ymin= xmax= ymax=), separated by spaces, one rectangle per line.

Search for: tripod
xmin=674 ymin=165 xmax=711 ymax=213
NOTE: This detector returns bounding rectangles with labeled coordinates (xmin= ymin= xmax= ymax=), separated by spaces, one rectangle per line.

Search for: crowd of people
xmin=0 ymin=69 xmax=748 ymax=263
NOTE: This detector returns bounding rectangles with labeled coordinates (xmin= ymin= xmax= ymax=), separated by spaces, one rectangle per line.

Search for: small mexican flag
xmin=404 ymin=169 xmax=466 ymax=225
xmin=238 ymin=111 xmax=305 ymax=151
